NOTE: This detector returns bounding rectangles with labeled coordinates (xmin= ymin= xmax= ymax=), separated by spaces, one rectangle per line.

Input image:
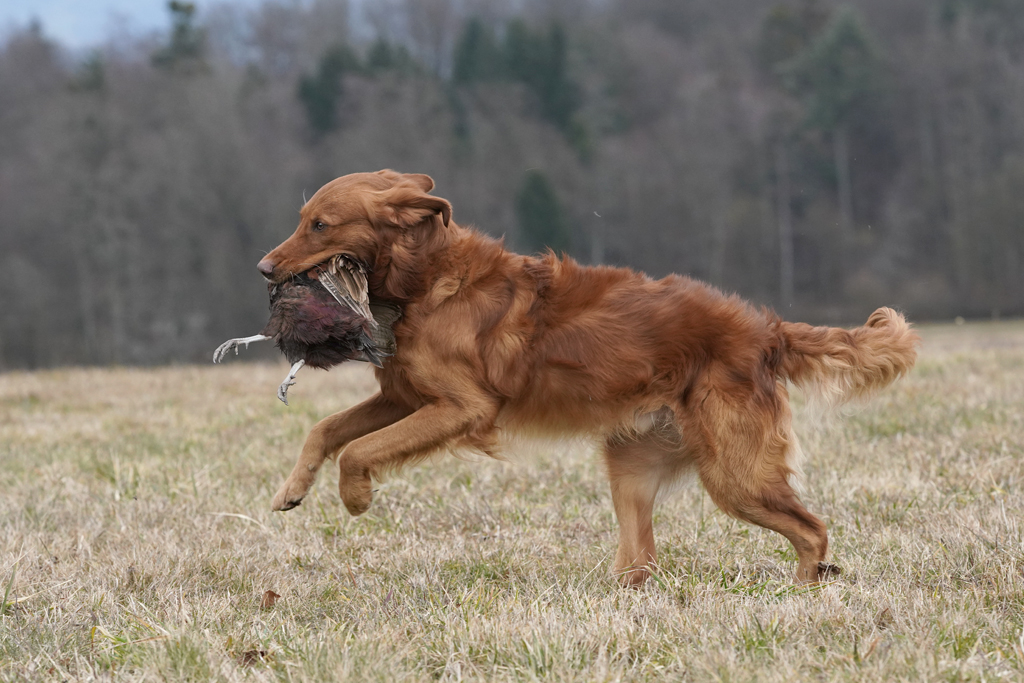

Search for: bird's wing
xmin=318 ymin=255 xmax=377 ymax=328
xmin=367 ymin=302 xmax=401 ymax=356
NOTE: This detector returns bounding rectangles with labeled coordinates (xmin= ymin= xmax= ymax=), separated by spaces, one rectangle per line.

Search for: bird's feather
xmin=317 ymin=255 xmax=377 ymax=328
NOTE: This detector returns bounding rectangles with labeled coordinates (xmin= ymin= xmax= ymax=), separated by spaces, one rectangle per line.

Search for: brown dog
xmin=257 ymin=169 xmax=918 ymax=586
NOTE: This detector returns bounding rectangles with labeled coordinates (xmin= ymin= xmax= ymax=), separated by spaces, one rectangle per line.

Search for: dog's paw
xmin=339 ymin=469 xmax=374 ymax=517
xmin=272 ymin=495 xmax=303 ymax=511
xmin=816 ymin=561 xmax=842 ymax=582
xmin=271 ymin=478 xmax=310 ymax=512
xmin=614 ymin=566 xmax=650 ymax=590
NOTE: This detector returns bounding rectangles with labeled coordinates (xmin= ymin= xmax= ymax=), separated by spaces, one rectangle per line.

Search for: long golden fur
xmin=257 ymin=170 xmax=919 ymax=586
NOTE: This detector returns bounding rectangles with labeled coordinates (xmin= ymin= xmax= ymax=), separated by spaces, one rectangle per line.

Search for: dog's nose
xmin=257 ymin=258 xmax=275 ymax=277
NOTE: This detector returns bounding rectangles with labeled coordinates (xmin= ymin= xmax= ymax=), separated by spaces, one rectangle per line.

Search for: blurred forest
xmin=2 ymin=0 xmax=1023 ymax=368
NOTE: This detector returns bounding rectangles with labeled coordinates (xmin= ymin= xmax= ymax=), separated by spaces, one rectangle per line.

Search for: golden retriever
xmin=256 ymin=169 xmax=918 ymax=586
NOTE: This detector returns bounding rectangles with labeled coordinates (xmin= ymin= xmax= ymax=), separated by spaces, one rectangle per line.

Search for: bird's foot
xmin=212 ymin=334 xmax=270 ymax=363
xmin=277 ymin=379 xmax=296 ymax=405
xmin=277 ymin=359 xmax=305 ymax=405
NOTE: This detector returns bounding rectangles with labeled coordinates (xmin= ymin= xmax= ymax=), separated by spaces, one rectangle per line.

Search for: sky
xmin=0 ymin=0 xmax=263 ymax=49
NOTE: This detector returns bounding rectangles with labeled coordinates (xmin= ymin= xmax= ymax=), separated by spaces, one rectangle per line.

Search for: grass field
xmin=2 ymin=321 xmax=1024 ymax=681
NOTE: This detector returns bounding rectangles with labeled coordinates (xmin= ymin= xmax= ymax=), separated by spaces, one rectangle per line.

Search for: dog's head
xmin=257 ymin=170 xmax=452 ymax=299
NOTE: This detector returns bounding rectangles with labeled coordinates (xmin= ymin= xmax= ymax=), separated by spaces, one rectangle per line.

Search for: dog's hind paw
xmin=614 ymin=566 xmax=651 ymax=589
xmin=816 ymin=562 xmax=842 ymax=582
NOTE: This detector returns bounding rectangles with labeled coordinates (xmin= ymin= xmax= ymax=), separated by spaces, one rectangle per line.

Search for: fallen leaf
xmin=260 ymin=590 xmax=281 ymax=610
xmin=862 ymin=636 xmax=882 ymax=661
xmin=238 ymin=650 xmax=268 ymax=666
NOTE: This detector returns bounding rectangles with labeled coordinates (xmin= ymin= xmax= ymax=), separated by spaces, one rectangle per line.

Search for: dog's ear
xmin=378 ymin=183 xmax=452 ymax=229
xmin=376 ymin=170 xmax=435 ymax=192
xmin=404 ymin=174 xmax=435 ymax=192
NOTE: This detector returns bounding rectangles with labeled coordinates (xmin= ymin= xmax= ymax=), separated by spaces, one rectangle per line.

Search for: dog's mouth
xmin=296 ymin=252 xmax=364 ymax=278
xmin=269 ymin=254 xmax=377 ymax=326
xmin=314 ymin=252 xmax=367 ymax=273
xmin=284 ymin=253 xmax=364 ymax=282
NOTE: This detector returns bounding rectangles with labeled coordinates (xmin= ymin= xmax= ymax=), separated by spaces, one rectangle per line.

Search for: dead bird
xmin=213 ymin=255 xmax=400 ymax=404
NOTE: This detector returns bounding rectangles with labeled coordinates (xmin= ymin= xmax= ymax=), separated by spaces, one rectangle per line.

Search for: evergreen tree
xmin=781 ymin=7 xmax=884 ymax=236
xmin=297 ymin=44 xmax=361 ymax=135
xmin=504 ymin=20 xmax=579 ymax=132
xmin=366 ymin=38 xmax=416 ymax=75
xmin=453 ymin=18 xmax=582 ymax=139
xmin=367 ymin=38 xmax=396 ymax=71
xmin=782 ymin=7 xmax=882 ymax=136
xmin=534 ymin=23 xmax=577 ymax=132
xmin=755 ymin=0 xmax=829 ymax=79
xmin=504 ymin=19 xmax=535 ymax=84
xmin=452 ymin=18 xmax=502 ymax=84
xmin=940 ymin=0 xmax=1024 ymax=57
xmin=152 ymin=1 xmax=206 ymax=71
xmin=515 ymin=170 xmax=571 ymax=254
xmin=72 ymin=52 xmax=106 ymax=93
xmin=756 ymin=1 xmax=831 ymax=306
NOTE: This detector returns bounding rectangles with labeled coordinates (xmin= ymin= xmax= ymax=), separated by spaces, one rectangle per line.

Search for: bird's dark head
xmin=256 ymin=170 xmax=452 ymax=298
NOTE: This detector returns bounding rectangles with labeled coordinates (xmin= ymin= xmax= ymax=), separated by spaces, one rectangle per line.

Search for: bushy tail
xmin=778 ymin=307 xmax=919 ymax=412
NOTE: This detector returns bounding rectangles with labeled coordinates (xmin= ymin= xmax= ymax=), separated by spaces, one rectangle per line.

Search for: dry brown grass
xmin=2 ymin=321 xmax=1024 ymax=681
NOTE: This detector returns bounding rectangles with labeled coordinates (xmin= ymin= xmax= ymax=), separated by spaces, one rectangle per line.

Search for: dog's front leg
xmin=271 ymin=392 xmax=411 ymax=511
xmin=336 ymin=401 xmax=490 ymax=516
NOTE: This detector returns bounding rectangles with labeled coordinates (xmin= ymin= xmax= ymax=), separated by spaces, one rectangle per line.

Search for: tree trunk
xmin=1007 ymin=246 xmax=1020 ymax=312
xmin=73 ymin=243 xmax=99 ymax=361
xmin=590 ymin=218 xmax=604 ymax=265
xmin=775 ymin=142 xmax=795 ymax=309
xmin=833 ymin=124 xmax=853 ymax=294
xmin=709 ymin=201 xmax=729 ymax=287
xmin=831 ymin=122 xmax=856 ymax=229
xmin=834 ymin=123 xmax=853 ymax=234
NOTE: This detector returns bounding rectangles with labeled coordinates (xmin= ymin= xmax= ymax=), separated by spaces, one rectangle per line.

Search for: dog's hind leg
xmin=271 ymin=392 xmax=411 ymax=511
xmin=685 ymin=390 xmax=835 ymax=584
xmin=604 ymin=417 xmax=691 ymax=588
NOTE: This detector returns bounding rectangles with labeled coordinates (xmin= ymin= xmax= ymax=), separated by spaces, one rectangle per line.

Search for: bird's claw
xmin=212 ymin=335 xmax=270 ymax=364
xmin=276 ymin=360 xmax=305 ymax=406
xmin=277 ymin=379 xmax=296 ymax=405
xmin=212 ymin=340 xmax=236 ymax=364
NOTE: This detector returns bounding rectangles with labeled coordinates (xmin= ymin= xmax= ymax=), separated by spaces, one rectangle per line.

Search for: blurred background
xmin=1 ymin=0 xmax=1022 ymax=369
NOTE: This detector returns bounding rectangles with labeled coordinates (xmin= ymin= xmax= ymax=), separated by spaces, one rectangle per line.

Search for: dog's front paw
xmin=271 ymin=475 xmax=313 ymax=511
xmin=339 ymin=467 xmax=374 ymax=516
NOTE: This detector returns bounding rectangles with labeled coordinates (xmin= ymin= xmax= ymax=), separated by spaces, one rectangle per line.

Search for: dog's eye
xmin=312 ymin=221 xmax=326 ymax=232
